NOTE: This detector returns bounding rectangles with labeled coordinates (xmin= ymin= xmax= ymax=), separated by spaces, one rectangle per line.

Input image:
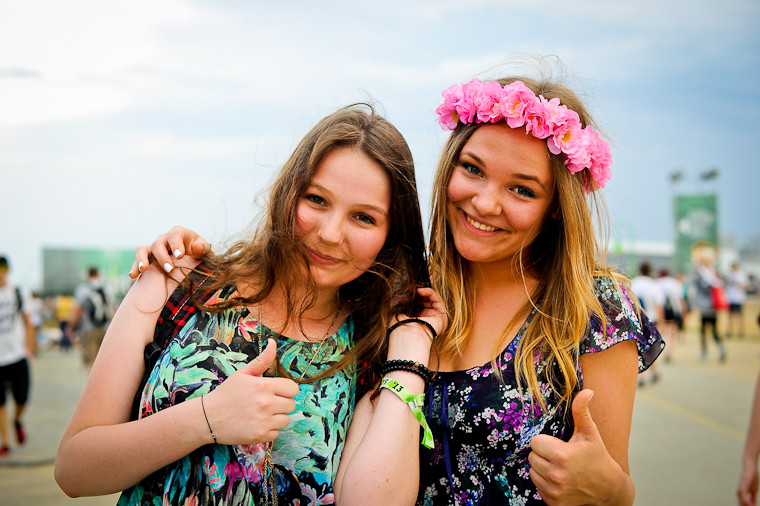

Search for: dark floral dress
xmin=417 ymin=277 xmax=664 ymax=505
xmin=119 ymin=285 xmax=356 ymax=506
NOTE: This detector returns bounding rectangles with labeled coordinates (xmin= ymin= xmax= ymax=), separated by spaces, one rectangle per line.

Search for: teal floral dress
xmin=119 ymin=285 xmax=356 ymax=506
xmin=417 ymin=277 xmax=664 ymax=505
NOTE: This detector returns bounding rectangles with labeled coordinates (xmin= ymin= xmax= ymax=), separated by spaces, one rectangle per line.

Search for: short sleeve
xmin=73 ymin=283 xmax=89 ymax=306
xmin=579 ymin=277 xmax=665 ymax=373
xmin=19 ymin=287 xmax=34 ymax=316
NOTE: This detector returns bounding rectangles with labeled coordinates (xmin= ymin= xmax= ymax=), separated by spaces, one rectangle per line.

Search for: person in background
xmin=631 ymin=262 xmax=665 ymax=385
xmin=727 ymin=263 xmax=750 ymax=338
xmin=54 ymin=295 xmax=76 ymax=351
xmin=0 ymin=255 xmax=35 ymax=456
xmin=29 ymin=293 xmax=46 ymax=353
xmin=68 ymin=267 xmax=111 ymax=369
xmin=692 ymin=249 xmax=726 ymax=362
xmin=657 ymin=268 xmax=685 ymax=363
xmin=738 ymin=314 xmax=760 ymax=505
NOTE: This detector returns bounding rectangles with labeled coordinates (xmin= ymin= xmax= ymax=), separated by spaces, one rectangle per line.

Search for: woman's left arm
xmin=529 ymin=340 xmax=638 ymax=506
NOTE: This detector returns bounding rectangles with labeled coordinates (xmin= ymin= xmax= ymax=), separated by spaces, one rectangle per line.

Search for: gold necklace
xmin=256 ymin=303 xmax=339 ymax=506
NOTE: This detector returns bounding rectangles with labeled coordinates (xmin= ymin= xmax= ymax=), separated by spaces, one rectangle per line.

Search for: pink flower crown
xmin=435 ymin=78 xmax=612 ymax=191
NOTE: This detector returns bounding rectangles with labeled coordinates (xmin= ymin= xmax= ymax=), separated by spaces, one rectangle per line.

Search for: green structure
xmin=42 ymin=248 xmax=136 ymax=297
xmin=674 ymin=194 xmax=718 ymax=274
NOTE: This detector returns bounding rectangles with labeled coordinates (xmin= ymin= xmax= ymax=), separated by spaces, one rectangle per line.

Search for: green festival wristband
xmin=380 ymin=376 xmax=434 ymax=449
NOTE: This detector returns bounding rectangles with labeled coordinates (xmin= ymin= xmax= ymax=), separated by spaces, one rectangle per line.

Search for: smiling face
xmin=295 ymin=146 xmax=392 ymax=293
xmin=445 ymin=123 xmax=555 ymax=270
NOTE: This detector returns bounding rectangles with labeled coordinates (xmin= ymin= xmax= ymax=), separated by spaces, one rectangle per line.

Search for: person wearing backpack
xmin=0 ymin=255 xmax=35 ymax=456
xmin=69 ymin=266 xmax=111 ymax=369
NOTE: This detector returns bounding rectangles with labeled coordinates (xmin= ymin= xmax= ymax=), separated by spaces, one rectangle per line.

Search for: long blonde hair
xmin=429 ymin=76 xmax=624 ymax=410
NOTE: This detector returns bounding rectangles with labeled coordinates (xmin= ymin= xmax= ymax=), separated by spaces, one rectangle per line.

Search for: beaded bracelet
xmin=380 ymin=359 xmax=433 ymax=384
xmin=386 ymin=318 xmax=437 ymax=342
xmin=380 ymin=376 xmax=434 ymax=449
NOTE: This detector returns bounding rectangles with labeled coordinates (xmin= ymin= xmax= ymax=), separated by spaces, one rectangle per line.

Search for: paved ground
xmin=1 ymin=314 xmax=759 ymax=505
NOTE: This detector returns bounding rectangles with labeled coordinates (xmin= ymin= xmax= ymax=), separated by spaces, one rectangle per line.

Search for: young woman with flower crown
xmin=135 ymin=72 xmax=664 ymax=504
xmin=54 ymin=104 xmax=446 ymax=506
xmin=338 ymin=74 xmax=662 ymax=505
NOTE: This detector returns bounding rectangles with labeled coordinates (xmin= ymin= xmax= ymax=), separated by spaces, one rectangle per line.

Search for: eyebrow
xmin=308 ymin=183 xmax=389 ymax=216
xmin=460 ymin=151 xmax=550 ymax=192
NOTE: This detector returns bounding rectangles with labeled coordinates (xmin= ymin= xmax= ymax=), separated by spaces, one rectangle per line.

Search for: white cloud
xmin=1 ymin=0 xmax=758 ymax=289
xmin=0 ymin=0 xmax=198 ymax=126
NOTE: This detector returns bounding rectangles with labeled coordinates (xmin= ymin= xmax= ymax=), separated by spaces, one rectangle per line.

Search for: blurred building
xmin=42 ymin=248 xmax=135 ymax=298
xmin=608 ymin=236 xmax=760 ymax=282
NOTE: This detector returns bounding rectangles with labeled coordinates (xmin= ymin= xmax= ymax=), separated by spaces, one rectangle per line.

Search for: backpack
xmin=85 ymin=286 xmax=109 ymax=326
xmin=130 ymin=263 xmax=214 ymax=420
xmin=14 ymin=287 xmax=23 ymax=315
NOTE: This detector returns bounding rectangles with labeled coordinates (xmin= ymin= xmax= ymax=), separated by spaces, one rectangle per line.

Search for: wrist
xmin=382 ymin=369 xmax=426 ymax=391
xmin=742 ymin=451 xmax=760 ymax=467
xmin=381 ymin=359 xmax=433 ymax=384
xmin=199 ymin=395 xmax=217 ymax=445
xmin=387 ymin=328 xmax=432 ymax=363
xmin=379 ymin=376 xmax=434 ymax=449
xmin=599 ymin=467 xmax=635 ymax=506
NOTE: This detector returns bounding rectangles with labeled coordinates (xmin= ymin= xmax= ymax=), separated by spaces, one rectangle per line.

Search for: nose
xmin=317 ymin=213 xmax=343 ymax=245
xmin=470 ymin=184 xmax=502 ymax=216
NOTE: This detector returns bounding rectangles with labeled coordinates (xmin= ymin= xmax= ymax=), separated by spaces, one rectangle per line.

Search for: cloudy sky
xmin=2 ymin=0 xmax=758 ymax=288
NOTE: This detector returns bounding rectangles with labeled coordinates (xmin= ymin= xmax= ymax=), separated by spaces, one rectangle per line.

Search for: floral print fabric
xmin=118 ymin=285 xmax=356 ymax=506
xmin=417 ymin=277 xmax=664 ymax=505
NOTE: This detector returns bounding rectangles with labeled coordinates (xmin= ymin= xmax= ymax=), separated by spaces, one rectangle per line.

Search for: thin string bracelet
xmin=200 ymin=395 xmax=217 ymax=444
xmin=387 ymin=318 xmax=437 ymax=342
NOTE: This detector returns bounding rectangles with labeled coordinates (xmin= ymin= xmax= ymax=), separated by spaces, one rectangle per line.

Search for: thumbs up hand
xmin=528 ymin=390 xmax=623 ymax=505
xmin=202 ymin=339 xmax=300 ymax=445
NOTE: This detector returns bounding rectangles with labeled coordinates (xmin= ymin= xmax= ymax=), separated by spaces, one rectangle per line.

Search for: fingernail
xmin=138 ymin=261 xmax=144 ymax=271
xmin=163 ymin=262 xmax=173 ymax=273
xmin=174 ymin=249 xmax=182 ymax=258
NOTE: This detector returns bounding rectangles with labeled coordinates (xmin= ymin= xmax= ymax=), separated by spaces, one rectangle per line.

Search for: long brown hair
xmin=429 ymin=76 xmax=624 ymax=410
xmin=183 ymin=104 xmax=429 ymax=387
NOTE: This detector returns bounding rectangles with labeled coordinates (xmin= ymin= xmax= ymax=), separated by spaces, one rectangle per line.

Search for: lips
xmin=464 ymin=213 xmax=499 ymax=232
xmin=306 ymin=247 xmax=342 ymax=266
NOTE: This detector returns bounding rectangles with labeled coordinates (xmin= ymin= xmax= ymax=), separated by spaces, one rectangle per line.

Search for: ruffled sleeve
xmin=579 ymin=276 xmax=664 ymax=372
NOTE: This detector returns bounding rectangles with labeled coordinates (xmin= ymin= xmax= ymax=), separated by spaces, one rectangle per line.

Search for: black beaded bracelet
xmin=386 ymin=318 xmax=438 ymax=342
xmin=381 ymin=359 xmax=434 ymax=383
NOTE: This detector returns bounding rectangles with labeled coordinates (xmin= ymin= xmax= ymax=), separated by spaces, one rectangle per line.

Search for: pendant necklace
xmin=256 ymin=303 xmax=339 ymax=506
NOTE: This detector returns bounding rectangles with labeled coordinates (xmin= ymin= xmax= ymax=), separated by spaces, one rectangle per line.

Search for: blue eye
xmin=304 ymin=193 xmax=326 ymax=206
xmin=513 ymin=186 xmax=536 ymax=198
xmin=356 ymin=213 xmax=376 ymax=225
xmin=461 ymin=163 xmax=483 ymax=177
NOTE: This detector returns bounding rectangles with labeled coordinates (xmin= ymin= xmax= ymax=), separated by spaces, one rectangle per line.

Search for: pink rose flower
xmin=434 ymin=78 xmax=613 ymax=192
xmin=498 ymin=81 xmax=535 ymax=129
xmin=586 ymin=128 xmax=612 ymax=188
xmin=546 ymin=106 xmax=581 ymax=155
xmin=563 ymin=130 xmax=594 ymax=175
xmin=435 ymin=103 xmax=458 ymax=130
xmin=475 ymin=80 xmax=505 ymax=123
xmin=455 ymin=78 xmax=482 ymax=124
xmin=525 ymin=97 xmax=556 ymax=139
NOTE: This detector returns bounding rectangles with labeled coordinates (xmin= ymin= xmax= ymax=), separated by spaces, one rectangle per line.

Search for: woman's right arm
xmin=55 ymin=258 xmax=300 ymax=497
xmin=334 ymin=288 xmax=446 ymax=505
xmin=739 ymin=370 xmax=760 ymax=506
xmin=55 ymin=259 xmax=214 ymax=496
